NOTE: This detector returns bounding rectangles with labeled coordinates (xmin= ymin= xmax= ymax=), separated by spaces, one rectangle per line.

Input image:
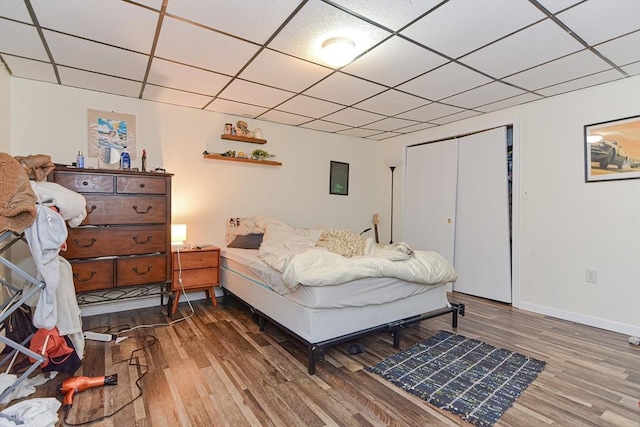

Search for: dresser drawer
xmin=83 ymin=195 xmax=167 ymax=225
xmin=54 ymin=172 xmax=114 ymax=193
xmin=116 ymin=176 xmax=166 ymax=195
xmin=172 ymin=267 xmax=219 ymax=291
xmin=173 ymin=250 xmax=219 ymax=269
xmin=117 ymin=254 xmax=168 ymax=286
xmin=65 ymin=226 xmax=167 ymax=258
xmin=70 ymin=259 xmax=114 ymax=292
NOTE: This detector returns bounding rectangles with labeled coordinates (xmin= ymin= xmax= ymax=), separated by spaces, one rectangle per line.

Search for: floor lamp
xmin=385 ymin=158 xmax=401 ymax=244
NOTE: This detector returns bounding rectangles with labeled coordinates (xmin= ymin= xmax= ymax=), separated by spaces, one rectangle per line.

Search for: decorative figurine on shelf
xmin=221 ymin=150 xmax=236 ymax=157
xmin=252 ymin=149 xmax=275 ymax=160
xmin=253 ymin=128 xmax=263 ymax=139
xmin=224 ymin=123 xmax=233 ymax=135
xmin=234 ymin=120 xmax=250 ymax=137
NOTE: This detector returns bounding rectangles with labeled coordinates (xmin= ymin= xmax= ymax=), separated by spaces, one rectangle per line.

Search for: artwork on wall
xmin=330 ymin=161 xmax=349 ymax=195
xmin=585 ymin=115 xmax=640 ymax=182
xmin=87 ymin=109 xmax=137 ymax=164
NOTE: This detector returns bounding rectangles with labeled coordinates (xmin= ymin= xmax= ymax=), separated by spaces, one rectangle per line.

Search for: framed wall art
xmin=329 ymin=161 xmax=349 ymax=195
xmin=584 ymin=115 xmax=640 ymax=182
xmin=87 ymin=109 xmax=137 ymax=164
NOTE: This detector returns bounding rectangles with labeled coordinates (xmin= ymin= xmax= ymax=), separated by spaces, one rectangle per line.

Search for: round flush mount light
xmin=587 ymin=134 xmax=603 ymax=143
xmin=321 ymin=37 xmax=356 ymax=67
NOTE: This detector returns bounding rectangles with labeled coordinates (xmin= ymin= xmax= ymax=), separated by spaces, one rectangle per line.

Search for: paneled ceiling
xmin=1 ymin=0 xmax=638 ymax=141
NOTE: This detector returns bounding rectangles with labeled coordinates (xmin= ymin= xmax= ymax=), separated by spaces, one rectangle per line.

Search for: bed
xmin=220 ymin=217 xmax=464 ymax=374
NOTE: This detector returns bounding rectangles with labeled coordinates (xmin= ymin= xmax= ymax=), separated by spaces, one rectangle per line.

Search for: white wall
xmin=0 ymin=62 xmax=10 ymax=153
xmin=7 ymin=78 xmax=389 ymax=247
xmin=392 ymin=76 xmax=640 ymax=336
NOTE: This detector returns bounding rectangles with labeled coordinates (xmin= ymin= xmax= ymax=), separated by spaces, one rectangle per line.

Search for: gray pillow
xmin=227 ymin=233 xmax=263 ymax=249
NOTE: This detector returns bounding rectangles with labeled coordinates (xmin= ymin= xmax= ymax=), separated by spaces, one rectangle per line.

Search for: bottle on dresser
xmin=120 ymin=146 xmax=131 ymax=170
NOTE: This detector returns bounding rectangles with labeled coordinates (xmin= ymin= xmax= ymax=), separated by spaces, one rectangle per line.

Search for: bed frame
xmin=221 ymin=264 xmax=465 ymax=375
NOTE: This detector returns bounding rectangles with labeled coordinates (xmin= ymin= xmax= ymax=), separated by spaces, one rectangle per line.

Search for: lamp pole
xmin=389 ymin=166 xmax=396 ymax=244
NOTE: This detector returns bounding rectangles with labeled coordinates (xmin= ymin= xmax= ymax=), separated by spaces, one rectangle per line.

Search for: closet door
xmin=403 ymin=139 xmax=458 ymax=263
xmin=454 ymin=127 xmax=511 ymax=302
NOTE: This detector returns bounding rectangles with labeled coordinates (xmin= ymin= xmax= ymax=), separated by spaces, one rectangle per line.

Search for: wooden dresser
xmin=50 ymin=166 xmax=173 ymax=296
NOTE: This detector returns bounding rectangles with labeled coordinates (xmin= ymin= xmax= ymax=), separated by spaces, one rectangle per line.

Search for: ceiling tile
xmin=331 ymin=0 xmax=441 ymax=31
xmin=442 ymin=81 xmax=525 ymax=109
xmin=397 ymin=102 xmax=463 ymax=122
xmin=536 ymin=69 xmax=625 ymax=97
xmin=1 ymin=55 xmax=56 ymax=83
xmin=555 ymin=0 xmax=640 ymax=45
xmin=303 ymin=72 xmax=385 ymax=105
xmin=218 ymin=79 xmax=294 ymax=108
xmin=0 ymin=20 xmax=49 ymax=61
xmin=142 ymin=84 xmax=212 ymax=109
xmin=166 ymin=0 xmax=301 ymax=44
xmin=595 ymin=31 xmax=640 ymax=69
xmin=504 ymin=50 xmax=611 ymax=91
xmin=342 ymin=36 xmax=447 ymax=86
xmin=0 ymin=1 xmax=31 ymax=21
xmin=205 ymin=99 xmax=269 ymax=118
xmin=259 ymin=110 xmax=311 ymax=126
xmin=59 ymin=67 xmax=142 ymax=97
xmin=394 ymin=122 xmax=437 ymax=133
xmin=366 ymin=131 xmax=400 ymax=141
xmin=239 ymin=49 xmax=332 ymax=92
xmin=401 ymin=0 xmax=545 ymax=59
xmin=267 ymin=0 xmax=391 ymax=68
xmin=337 ymin=127 xmax=381 ymax=138
xmin=300 ymin=120 xmax=351 ymax=132
xmin=43 ymin=30 xmax=148 ymax=81
xmin=353 ymin=89 xmax=428 ymax=116
xmin=475 ymin=92 xmax=543 ymax=113
xmin=460 ymin=19 xmax=584 ymax=78
xmin=535 ymin=0 xmax=582 ymax=14
xmin=148 ymin=58 xmax=231 ymax=96
xmin=364 ymin=117 xmax=419 ymax=131
xmin=155 ymin=15 xmax=260 ymax=76
xmin=431 ymin=110 xmax=482 ymax=125
xmin=31 ymin=0 xmax=159 ymax=54
xmin=621 ymin=62 xmax=640 ymax=76
xmin=322 ymin=107 xmax=385 ymax=127
xmin=276 ymin=95 xmax=344 ymax=117
xmin=397 ymin=62 xmax=492 ymax=101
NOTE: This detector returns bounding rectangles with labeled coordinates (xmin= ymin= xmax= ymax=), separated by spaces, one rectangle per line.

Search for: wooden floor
xmin=2 ymin=292 xmax=639 ymax=426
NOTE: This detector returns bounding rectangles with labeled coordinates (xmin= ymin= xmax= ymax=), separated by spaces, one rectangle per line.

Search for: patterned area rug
xmin=367 ymin=331 xmax=546 ymax=426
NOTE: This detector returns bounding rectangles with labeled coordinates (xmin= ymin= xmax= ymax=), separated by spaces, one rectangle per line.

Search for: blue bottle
xmin=120 ymin=146 xmax=131 ymax=170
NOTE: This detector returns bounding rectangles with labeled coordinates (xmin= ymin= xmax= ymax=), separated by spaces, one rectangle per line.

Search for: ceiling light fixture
xmin=587 ymin=134 xmax=603 ymax=143
xmin=321 ymin=37 xmax=356 ymax=67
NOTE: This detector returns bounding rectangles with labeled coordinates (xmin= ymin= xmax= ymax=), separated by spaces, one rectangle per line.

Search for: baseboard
xmin=517 ymin=301 xmax=640 ymax=337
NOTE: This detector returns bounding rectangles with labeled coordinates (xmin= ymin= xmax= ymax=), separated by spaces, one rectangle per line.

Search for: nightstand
xmin=170 ymin=246 xmax=220 ymax=315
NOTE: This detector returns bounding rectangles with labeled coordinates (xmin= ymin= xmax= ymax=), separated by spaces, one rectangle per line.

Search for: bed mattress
xmin=220 ymin=248 xmax=445 ymax=309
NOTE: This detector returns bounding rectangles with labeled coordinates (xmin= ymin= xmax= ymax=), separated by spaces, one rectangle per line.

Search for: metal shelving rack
xmin=0 ymin=230 xmax=46 ymax=405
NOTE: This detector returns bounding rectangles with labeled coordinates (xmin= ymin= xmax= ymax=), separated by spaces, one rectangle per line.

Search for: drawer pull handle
xmin=73 ymin=238 xmax=97 ymax=248
xmin=82 ymin=181 xmax=88 ymax=186
xmin=132 ymin=205 xmax=152 ymax=214
xmin=87 ymin=205 xmax=97 ymax=214
xmin=73 ymin=271 xmax=96 ymax=282
xmin=133 ymin=265 xmax=153 ymax=275
xmin=133 ymin=236 xmax=152 ymax=244
xmin=140 ymin=183 xmax=146 ymax=188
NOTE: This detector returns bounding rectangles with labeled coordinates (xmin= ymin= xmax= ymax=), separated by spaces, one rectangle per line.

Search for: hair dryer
xmin=58 ymin=374 xmax=118 ymax=410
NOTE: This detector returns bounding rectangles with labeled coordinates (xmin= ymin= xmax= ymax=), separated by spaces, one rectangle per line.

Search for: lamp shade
xmin=171 ymin=224 xmax=187 ymax=245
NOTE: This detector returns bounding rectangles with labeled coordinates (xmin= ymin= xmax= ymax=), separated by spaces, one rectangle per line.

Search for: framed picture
xmin=329 ymin=161 xmax=349 ymax=195
xmin=585 ymin=115 xmax=640 ymax=182
xmin=87 ymin=109 xmax=137 ymax=164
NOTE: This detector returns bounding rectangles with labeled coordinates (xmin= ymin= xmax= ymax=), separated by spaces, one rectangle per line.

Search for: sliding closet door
xmin=403 ymin=139 xmax=458 ymax=263
xmin=454 ymin=127 xmax=511 ymax=302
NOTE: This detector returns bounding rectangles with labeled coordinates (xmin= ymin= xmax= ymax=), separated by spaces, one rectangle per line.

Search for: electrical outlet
xmin=585 ymin=269 xmax=598 ymax=284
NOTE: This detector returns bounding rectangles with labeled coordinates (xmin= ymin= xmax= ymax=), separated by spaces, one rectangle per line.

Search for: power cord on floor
xmin=62 ymin=334 xmax=157 ymax=426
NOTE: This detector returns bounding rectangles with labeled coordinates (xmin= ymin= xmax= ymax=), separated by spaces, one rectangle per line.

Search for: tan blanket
xmin=0 ymin=153 xmax=37 ymax=234
xmin=14 ymin=154 xmax=55 ymax=182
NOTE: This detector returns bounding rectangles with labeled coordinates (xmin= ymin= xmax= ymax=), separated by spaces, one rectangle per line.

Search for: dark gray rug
xmin=366 ymin=331 xmax=545 ymax=426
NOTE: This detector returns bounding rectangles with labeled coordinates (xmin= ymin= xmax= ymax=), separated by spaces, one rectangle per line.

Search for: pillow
xmin=316 ymin=229 xmax=365 ymax=258
xmin=227 ymin=233 xmax=263 ymax=249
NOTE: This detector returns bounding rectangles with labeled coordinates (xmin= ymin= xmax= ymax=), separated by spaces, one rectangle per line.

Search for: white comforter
xmin=257 ymin=222 xmax=457 ymax=291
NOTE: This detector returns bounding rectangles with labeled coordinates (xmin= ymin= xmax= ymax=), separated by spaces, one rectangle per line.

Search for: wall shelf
xmin=204 ymin=153 xmax=282 ymax=166
xmin=221 ymin=134 xmax=267 ymax=144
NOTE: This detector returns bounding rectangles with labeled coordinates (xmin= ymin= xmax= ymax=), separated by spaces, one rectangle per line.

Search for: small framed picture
xmin=329 ymin=161 xmax=349 ymax=195
xmin=584 ymin=115 xmax=640 ymax=182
